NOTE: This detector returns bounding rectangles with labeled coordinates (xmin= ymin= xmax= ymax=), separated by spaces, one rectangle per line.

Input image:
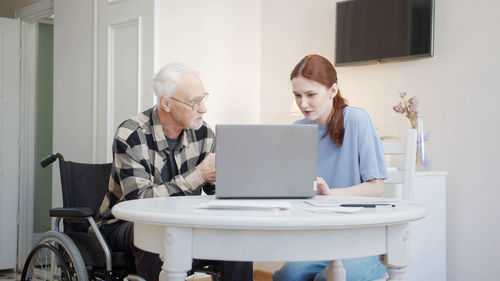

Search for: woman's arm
xmin=317 ymin=177 xmax=384 ymax=197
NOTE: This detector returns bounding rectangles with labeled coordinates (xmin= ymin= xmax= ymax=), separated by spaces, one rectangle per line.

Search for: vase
xmin=415 ymin=117 xmax=430 ymax=169
xmin=410 ymin=117 xmax=418 ymax=131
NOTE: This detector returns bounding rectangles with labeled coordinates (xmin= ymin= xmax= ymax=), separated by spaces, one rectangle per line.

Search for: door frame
xmin=14 ymin=0 xmax=53 ymax=269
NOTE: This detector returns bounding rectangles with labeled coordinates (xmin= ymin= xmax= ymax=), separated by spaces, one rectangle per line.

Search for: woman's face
xmin=291 ymin=76 xmax=337 ymax=126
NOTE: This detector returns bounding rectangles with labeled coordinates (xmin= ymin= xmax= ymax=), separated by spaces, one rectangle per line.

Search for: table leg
xmin=381 ymin=223 xmax=410 ymax=281
xmin=386 ymin=266 xmax=407 ymax=281
xmin=158 ymin=227 xmax=193 ymax=281
xmin=326 ymin=259 xmax=346 ymax=281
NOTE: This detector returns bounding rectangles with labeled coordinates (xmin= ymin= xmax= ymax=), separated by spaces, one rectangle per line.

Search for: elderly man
xmin=97 ymin=63 xmax=253 ymax=281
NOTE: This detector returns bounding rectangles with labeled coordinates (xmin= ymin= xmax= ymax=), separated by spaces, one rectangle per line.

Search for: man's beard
xmin=188 ymin=117 xmax=203 ymax=130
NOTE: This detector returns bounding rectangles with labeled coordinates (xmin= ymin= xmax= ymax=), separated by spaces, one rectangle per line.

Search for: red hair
xmin=290 ymin=54 xmax=348 ymax=147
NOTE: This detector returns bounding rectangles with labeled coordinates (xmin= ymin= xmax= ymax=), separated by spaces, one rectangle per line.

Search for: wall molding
xmin=15 ymin=0 xmax=53 ymax=23
xmin=108 ymin=0 xmax=128 ymax=5
xmin=15 ymin=0 xmax=55 ymax=268
xmin=96 ymin=0 xmax=156 ymax=164
xmin=106 ymin=17 xmax=141 ymax=159
xmin=137 ymin=16 xmax=143 ymax=112
xmin=17 ymin=20 xmax=37 ymax=269
xmin=92 ymin=0 xmax=98 ymax=162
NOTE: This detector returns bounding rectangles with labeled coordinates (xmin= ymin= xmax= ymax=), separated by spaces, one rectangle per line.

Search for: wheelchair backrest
xmin=58 ymin=159 xmax=112 ymax=231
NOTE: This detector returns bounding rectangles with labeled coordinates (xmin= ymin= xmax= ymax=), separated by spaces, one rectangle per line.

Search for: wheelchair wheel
xmin=21 ymin=231 xmax=89 ymax=281
xmin=21 ymin=242 xmax=72 ymax=280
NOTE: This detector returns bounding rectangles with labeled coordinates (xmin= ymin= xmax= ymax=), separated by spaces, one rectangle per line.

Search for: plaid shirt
xmin=97 ymin=107 xmax=215 ymax=225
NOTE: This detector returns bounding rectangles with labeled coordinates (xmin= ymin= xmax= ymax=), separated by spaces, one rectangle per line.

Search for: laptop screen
xmin=215 ymin=124 xmax=317 ymax=199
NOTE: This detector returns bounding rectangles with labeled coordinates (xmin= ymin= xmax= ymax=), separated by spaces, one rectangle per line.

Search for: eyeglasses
xmin=169 ymin=92 xmax=209 ymax=111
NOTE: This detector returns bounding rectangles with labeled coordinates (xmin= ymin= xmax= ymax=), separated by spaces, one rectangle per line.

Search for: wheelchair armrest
xmin=49 ymin=207 xmax=94 ymax=218
xmin=49 ymin=208 xmax=114 ymax=273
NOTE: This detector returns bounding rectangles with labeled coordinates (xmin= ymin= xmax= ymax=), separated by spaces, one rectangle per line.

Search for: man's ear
xmin=160 ymin=97 xmax=170 ymax=112
xmin=329 ymin=83 xmax=338 ymax=99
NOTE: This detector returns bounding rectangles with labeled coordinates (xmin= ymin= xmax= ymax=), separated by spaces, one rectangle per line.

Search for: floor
xmin=190 ymin=270 xmax=273 ymax=281
xmin=253 ymin=270 xmax=273 ymax=281
xmin=0 ymin=269 xmax=272 ymax=281
xmin=0 ymin=270 xmax=19 ymax=281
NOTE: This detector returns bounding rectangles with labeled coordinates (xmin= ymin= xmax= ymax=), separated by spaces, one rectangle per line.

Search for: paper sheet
xmin=195 ymin=200 xmax=292 ymax=211
xmin=306 ymin=207 xmax=364 ymax=214
xmin=305 ymin=196 xmax=399 ymax=207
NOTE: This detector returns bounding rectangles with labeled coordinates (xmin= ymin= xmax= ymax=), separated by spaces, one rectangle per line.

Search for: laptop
xmin=215 ymin=124 xmax=317 ymax=199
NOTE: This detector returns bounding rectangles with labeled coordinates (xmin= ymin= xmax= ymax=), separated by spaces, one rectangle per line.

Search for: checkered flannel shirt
xmin=97 ymin=107 xmax=215 ymax=225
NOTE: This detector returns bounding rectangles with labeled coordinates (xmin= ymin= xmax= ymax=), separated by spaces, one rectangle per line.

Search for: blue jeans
xmin=272 ymin=256 xmax=387 ymax=281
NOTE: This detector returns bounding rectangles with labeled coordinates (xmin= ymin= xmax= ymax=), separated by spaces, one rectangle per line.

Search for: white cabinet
xmin=409 ymin=171 xmax=447 ymax=281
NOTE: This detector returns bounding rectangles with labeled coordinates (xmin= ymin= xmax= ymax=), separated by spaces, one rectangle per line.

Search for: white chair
xmin=379 ymin=129 xmax=418 ymax=281
xmin=326 ymin=129 xmax=417 ymax=281
xmin=382 ymin=129 xmax=418 ymax=200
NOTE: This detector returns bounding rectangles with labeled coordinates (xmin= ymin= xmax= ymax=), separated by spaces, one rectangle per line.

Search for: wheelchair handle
xmin=40 ymin=153 xmax=64 ymax=168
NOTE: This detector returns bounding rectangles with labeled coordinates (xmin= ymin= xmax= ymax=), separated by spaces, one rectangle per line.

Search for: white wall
xmin=52 ymin=0 xmax=95 ymax=207
xmin=53 ymin=0 xmax=94 ymax=162
xmin=158 ymin=0 xmax=261 ymax=126
xmin=261 ymin=0 xmax=500 ymax=280
xmin=261 ymin=0 xmax=335 ymax=124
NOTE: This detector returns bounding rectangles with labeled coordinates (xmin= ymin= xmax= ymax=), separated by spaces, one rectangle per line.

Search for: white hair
xmin=152 ymin=62 xmax=198 ymax=105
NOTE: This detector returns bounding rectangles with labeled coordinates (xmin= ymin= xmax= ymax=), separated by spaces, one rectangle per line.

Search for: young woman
xmin=272 ymin=54 xmax=387 ymax=281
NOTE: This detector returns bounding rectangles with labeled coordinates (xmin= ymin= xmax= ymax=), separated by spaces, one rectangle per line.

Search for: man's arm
xmin=198 ymin=154 xmax=215 ymax=195
xmin=200 ymin=125 xmax=216 ymax=195
xmin=114 ymin=136 xmax=209 ymax=199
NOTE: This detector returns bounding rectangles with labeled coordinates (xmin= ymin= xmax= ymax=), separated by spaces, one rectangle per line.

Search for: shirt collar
xmin=151 ymin=107 xmax=168 ymax=151
xmin=151 ymin=107 xmax=192 ymax=151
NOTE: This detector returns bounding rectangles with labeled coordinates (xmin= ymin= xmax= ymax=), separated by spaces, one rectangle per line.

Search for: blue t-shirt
xmin=295 ymin=106 xmax=386 ymax=189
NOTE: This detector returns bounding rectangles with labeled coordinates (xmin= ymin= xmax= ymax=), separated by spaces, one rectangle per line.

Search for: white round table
xmin=112 ymin=196 xmax=426 ymax=281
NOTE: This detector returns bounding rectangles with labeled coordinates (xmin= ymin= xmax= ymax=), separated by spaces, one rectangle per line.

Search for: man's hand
xmin=196 ymin=153 xmax=216 ymax=183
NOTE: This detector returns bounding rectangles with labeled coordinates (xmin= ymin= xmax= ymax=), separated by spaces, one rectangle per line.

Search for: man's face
xmin=167 ymin=72 xmax=208 ymax=130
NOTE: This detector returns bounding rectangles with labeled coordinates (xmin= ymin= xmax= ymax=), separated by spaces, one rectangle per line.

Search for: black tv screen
xmin=335 ymin=0 xmax=434 ymax=66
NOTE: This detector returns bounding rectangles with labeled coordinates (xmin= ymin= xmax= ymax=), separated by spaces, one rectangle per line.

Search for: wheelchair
xmin=21 ymin=153 xmax=220 ymax=281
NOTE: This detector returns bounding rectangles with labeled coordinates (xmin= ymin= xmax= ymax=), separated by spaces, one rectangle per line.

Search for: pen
xmin=340 ymin=203 xmax=395 ymax=208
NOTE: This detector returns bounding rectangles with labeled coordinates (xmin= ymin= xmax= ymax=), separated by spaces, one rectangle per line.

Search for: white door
xmin=0 ymin=17 xmax=20 ymax=270
xmin=96 ymin=0 xmax=157 ymax=163
xmin=52 ymin=0 xmax=156 ymax=208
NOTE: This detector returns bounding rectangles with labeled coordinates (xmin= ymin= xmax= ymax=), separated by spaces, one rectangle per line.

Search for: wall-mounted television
xmin=335 ymin=0 xmax=434 ymax=66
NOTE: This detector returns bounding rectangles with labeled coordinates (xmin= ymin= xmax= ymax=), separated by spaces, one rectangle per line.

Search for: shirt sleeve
xmin=150 ymin=124 xmax=216 ymax=197
xmin=113 ymin=132 xmax=206 ymax=199
xmin=202 ymin=125 xmax=216 ymax=195
xmin=357 ymin=111 xmax=387 ymax=182
xmin=112 ymin=136 xmax=161 ymax=199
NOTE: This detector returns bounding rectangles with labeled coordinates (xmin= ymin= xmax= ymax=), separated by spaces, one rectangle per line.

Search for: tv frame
xmin=334 ymin=0 xmax=435 ymax=66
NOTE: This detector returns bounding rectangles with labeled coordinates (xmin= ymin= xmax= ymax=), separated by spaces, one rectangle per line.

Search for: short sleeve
xmin=357 ymin=111 xmax=387 ymax=182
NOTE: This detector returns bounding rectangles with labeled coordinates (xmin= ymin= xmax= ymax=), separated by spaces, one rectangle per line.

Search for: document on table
xmin=305 ymin=196 xmax=400 ymax=207
xmin=195 ymin=200 xmax=292 ymax=211
xmin=304 ymin=196 xmax=399 ymax=213
xmin=306 ymin=206 xmax=364 ymax=214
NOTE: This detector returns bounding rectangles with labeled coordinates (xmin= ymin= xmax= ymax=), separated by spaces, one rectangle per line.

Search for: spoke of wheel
xmin=24 ymin=242 xmax=76 ymax=281
xmin=34 ymin=248 xmax=45 ymax=280
xmin=46 ymin=247 xmax=51 ymax=281
xmin=43 ymin=247 xmax=50 ymax=280
xmin=29 ymin=260 xmax=36 ymax=280
xmin=51 ymin=247 xmax=58 ymax=281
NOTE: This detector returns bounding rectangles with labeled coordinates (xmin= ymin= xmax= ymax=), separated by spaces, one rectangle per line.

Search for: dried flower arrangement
xmin=393 ymin=92 xmax=419 ymax=129
xmin=393 ymin=92 xmax=430 ymax=168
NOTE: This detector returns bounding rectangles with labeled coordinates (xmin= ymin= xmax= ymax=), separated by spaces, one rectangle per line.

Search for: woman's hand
xmin=315 ymin=177 xmax=384 ymax=197
xmin=316 ymin=177 xmax=331 ymax=195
